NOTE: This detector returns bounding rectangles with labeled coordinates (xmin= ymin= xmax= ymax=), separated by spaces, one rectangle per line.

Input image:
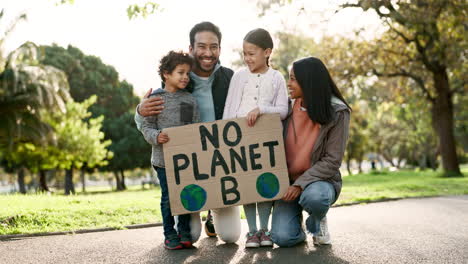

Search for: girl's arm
xmin=293 ymin=110 xmax=351 ymax=190
xmin=258 ymin=72 xmax=289 ymax=120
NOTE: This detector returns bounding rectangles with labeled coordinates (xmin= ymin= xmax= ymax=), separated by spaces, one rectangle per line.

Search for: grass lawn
xmin=339 ymin=168 xmax=468 ymax=204
xmin=1 ymin=168 xmax=467 ymax=235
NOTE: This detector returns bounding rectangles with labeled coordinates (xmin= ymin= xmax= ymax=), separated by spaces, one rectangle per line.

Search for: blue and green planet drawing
xmin=180 ymin=172 xmax=280 ymax=211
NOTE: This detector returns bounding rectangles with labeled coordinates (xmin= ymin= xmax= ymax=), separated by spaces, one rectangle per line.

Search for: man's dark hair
xmin=189 ymin=21 xmax=222 ymax=47
xmin=293 ymin=57 xmax=351 ymax=125
xmin=158 ymin=51 xmax=193 ymax=82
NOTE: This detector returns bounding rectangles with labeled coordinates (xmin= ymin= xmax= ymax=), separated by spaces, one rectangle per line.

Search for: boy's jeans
xmin=271 ymin=181 xmax=336 ymax=247
xmin=154 ymin=166 xmax=191 ymax=238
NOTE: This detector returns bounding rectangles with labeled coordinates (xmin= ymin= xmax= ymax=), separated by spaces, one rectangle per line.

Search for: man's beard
xmin=195 ymin=56 xmax=218 ymax=73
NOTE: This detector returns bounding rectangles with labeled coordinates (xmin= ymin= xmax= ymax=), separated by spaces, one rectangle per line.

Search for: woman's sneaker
xmin=258 ymin=229 xmax=273 ymax=247
xmin=245 ymin=232 xmax=260 ymax=248
xmin=164 ymin=234 xmax=183 ymax=250
xmin=313 ymin=216 xmax=331 ymax=245
xmin=179 ymin=232 xmax=193 ymax=248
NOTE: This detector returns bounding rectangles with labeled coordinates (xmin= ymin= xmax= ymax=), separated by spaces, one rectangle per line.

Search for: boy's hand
xmin=246 ymin=107 xmax=260 ymax=127
xmin=157 ymin=132 xmax=169 ymax=144
xmin=138 ymin=88 xmax=165 ymax=117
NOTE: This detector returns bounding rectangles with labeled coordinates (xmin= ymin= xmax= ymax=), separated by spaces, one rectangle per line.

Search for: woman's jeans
xmin=154 ymin=166 xmax=191 ymax=238
xmin=271 ymin=181 xmax=336 ymax=247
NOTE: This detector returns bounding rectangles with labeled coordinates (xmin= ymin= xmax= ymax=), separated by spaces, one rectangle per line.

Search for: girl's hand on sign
xmin=246 ymin=107 xmax=260 ymax=127
xmin=282 ymin=185 xmax=302 ymax=201
xmin=157 ymin=132 xmax=169 ymax=144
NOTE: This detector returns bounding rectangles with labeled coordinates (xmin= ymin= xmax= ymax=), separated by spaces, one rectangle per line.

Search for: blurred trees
xmin=0 ymin=10 xmax=70 ymax=192
xmin=257 ymin=0 xmax=467 ymax=176
xmin=0 ymin=41 xmax=70 ymax=149
xmin=40 ymin=45 xmax=150 ymax=190
xmin=339 ymin=0 xmax=466 ymax=176
xmin=1 ymin=10 xmax=149 ymax=192
xmin=42 ymin=96 xmax=112 ymax=194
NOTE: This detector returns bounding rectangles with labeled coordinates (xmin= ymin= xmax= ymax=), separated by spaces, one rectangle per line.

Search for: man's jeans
xmin=271 ymin=181 xmax=336 ymax=247
xmin=154 ymin=166 xmax=190 ymax=238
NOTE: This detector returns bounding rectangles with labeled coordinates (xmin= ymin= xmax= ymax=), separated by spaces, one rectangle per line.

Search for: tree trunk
xmin=64 ymin=168 xmax=75 ymax=195
xmin=17 ymin=167 xmax=26 ymax=194
xmin=358 ymin=161 xmax=363 ymax=173
xmin=397 ymin=157 xmax=403 ymax=169
xmin=346 ymin=158 xmax=352 ymax=175
xmin=381 ymin=152 xmax=396 ymax=167
xmin=120 ymin=169 xmax=127 ymax=190
xmin=431 ymin=70 xmax=461 ymax=176
xmin=419 ymin=154 xmax=427 ymax=170
xmin=80 ymin=168 xmax=86 ymax=193
xmin=114 ymin=171 xmax=124 ymax=191
xmin=38 ymin=170 xmax=49 ymax=192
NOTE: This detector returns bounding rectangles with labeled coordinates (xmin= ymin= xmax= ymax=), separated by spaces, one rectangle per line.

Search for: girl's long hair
xmin=293 ymin=57 xmax=350 ymax=125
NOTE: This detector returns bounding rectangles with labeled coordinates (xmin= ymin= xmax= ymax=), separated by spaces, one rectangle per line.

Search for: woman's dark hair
xmin=293 ymin=57 xmax=350 ymax=125
xmin=158 ymin=51 xmax=194 ymax=82
xmin=243 ymin=28 xmax=273 ymax=67
xmin=189 ymin=21 xmax=222 ymax=47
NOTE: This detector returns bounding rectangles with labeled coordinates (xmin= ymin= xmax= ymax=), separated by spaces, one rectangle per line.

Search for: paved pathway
xmin=1 ymin=196 xmax=467 ymax=263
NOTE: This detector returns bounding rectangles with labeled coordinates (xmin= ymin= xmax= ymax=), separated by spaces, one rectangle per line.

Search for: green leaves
xmin=41 ymin=96 xmax=113 ymax=170
xmin=0 ymin=41 xmax=71 ymax=149
xmin=126 ymin=2 xmax=160 ymax=20
xmin=40 ymin=44 xmax=149 ymax=172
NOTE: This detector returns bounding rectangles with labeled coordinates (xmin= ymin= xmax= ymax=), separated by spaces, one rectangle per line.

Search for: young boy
xmin=140 ymin=51 xmax=199 ymax=250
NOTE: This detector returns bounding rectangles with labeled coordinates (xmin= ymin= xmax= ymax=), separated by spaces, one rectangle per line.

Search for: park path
xmin=1 ymin=196 xmax=467 ymax=264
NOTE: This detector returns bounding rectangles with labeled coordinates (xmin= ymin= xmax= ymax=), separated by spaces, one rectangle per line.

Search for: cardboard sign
xmin=162 ymin=114 xmax=289 ymax=215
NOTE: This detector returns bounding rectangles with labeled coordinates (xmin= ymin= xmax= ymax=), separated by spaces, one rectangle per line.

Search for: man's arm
xmin=135 ymin=88 xmax=165 ymax=131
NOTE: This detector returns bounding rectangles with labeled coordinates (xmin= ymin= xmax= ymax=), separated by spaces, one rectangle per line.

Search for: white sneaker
xmin=313 ymin=216 xmax=331 ymax=245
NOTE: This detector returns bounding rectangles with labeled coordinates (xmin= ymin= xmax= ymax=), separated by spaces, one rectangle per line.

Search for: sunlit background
xmin=0 ymin=0 xmax=466 ymax=236
xmin=2 ymin=0 xmax=381 ymax=95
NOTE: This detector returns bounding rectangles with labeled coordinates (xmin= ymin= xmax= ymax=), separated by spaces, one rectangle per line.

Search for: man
xmin=135 ymin=21 xmax=241 ymax=244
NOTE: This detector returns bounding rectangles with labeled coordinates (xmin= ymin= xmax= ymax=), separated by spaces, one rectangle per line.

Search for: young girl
xmin=141 ymin=51 xmax=199 ymax=250
xmin=223 ymin=28 xmax=288 ymax=248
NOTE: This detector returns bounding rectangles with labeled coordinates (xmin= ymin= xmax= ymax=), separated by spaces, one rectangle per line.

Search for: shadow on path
xmin=144 ymin=237 xmax=349 ymax=264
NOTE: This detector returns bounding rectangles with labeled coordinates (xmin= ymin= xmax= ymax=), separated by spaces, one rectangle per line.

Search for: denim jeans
xmin=154 ymin=166 xmax=191 ymax=238
xmin=271 ymin=181 xmax=336 ymax=247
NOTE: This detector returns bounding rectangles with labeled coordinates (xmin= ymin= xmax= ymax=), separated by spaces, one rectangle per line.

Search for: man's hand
xmin=138 ymin=88 xmax=165 ymax=117
xmin=282 ymin=185 xmax=302 ymax=201
xmin=246 ymin=107 xmax=260 ymax=127
xmin=157 ymin=132 xmax=169 ymax=144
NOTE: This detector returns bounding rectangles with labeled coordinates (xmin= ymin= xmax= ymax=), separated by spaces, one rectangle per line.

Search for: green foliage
xmin=126 ymin=2 xmax=161 ymax=20
xmin=104 ymin=111 xmax=150 ymax=171
xmin=260 ymin=0 xmax=466 ymax=174
xmin=0 ymin=40 xmax=71 ymax=148
xmin=339 ymin=0 xmax=467 ymax=175
xmin=2 ymin=97 xmax=112 ymax=174
xmin=41 ymin=96 xmax=113 ymax=170
xmin=270 ymin=31 xmax=319 ymax=79
xmin=40 ymin=44 xmax=150 ymax=173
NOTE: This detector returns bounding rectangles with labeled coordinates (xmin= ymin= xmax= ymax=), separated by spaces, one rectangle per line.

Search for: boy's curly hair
xmin=158 ymin=51 xmax=194 ymax=82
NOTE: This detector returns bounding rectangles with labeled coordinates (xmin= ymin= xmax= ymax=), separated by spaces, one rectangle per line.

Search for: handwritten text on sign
xmin=162 ymin=114 xmax=289 ymax=215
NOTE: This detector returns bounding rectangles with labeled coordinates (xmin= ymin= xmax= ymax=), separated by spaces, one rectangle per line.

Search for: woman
xmin=271 ymin=57 xmax=351 ymax=247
